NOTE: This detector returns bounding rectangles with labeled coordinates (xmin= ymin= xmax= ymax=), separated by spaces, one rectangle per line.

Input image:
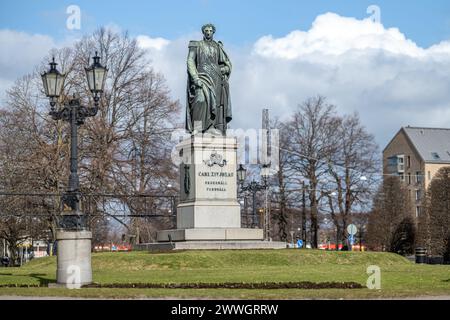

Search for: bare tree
xmin=270 ymin=119 xmax=291 ymax=241
xmin=0 ymin=196 xmax=49 ymax=265
xmin=323 ymin=113 xmax=379 ymax=247
xmin=0 ymin=28 xmax=180 ymax=246
xmin=283 ymin=96 xmax=340 ymax=248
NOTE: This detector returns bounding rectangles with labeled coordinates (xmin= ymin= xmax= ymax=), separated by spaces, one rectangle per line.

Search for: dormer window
xmin=431 ymin=152 xmax=440 ymax=160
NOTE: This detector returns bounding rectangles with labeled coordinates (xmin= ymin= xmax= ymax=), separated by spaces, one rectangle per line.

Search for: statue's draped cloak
xmin=186 ymin=40 xmax=232 ymax=133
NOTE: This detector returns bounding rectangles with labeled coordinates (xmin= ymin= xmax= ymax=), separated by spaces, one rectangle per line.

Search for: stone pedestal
xmin=157 ymin=134 xmax=264 ymax=244
xmin=56 ymin=230 xmax=92 ymax=286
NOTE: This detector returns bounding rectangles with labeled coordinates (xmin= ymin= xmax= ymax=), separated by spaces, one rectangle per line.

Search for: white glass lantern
xmin=41 ymin=58 xmax=64 ymax=99
xmin=237 ymin=164 xmax=247 ymax=184
xmin=261 ymin=164 xmax=271 ymax=180
xmin=85 ymin=52 xmax=107 ymax=96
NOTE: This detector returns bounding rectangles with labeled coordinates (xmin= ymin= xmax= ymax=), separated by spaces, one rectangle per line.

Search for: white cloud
xmin=136 ymin=32 xmax=200 ymax=110
xmin=137 ymin=35 xmax=170 ymax=51
xmin=0 ymin=29 xmax=81 ymax=104
xmin=244 ymin=13 xmax=450 ymax=145
xmin=0 ymin=30 xmax=57 ymax=101
xmin=253 ymin=13 xmax=427 ymax=59
xmin=0 ymin=30 xmax=55 ymax=77
xmin=428 ymin=40 xmax=450 ymax=57
xmin=2 ymin=13 xmax=450 ymax=148
xmin=136 ymin=12 xmax=450 ymax=147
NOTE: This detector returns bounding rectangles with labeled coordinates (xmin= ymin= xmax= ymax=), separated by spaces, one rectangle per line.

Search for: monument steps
xmin=135 ymin=240 xmax=287 ymax=252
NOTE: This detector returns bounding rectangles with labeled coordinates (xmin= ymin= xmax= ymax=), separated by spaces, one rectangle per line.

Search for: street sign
xmin=347 ymin=224 xmax=358 ymax=235
xmin=348 ymin=234 xmax=355 ymax=246
xmin=297 ymin=239 xmax=303 ymax=248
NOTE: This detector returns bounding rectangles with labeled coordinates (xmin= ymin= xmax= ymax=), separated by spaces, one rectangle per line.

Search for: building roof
xmin=403 ymin=127 xmax=450 ymax=163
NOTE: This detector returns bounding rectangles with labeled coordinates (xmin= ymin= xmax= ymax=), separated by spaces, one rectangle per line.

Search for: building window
xmin=416 ymin=206 xmax=421 ymax=218
xmin=416 ymin=171 xmax=423 ymax=184
xmin=415 ymin=190 xmax=422 ymax=201
xmin=407 ymin=156 xmax=411 ymax=168
xmin=407 ymin=173 xmax=411 ymax=185
xmin=398 ymin=155 xmax=405 ymax=172
xmin=387 ymin=155 xmax=405 ymax=174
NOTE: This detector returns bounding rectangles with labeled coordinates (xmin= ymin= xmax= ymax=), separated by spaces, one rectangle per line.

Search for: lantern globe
xmin=41 ymin=58 xmax=64 ymax=98
xmin=85 ymin=52 xmax=108 ymax=95
xmin=237 ymin=164 xmax=247 ymax=183
xmin=261 ymin=164 xmax=271 ymax=179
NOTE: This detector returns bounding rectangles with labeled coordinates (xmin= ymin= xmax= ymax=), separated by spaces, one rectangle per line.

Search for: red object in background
xmin=94 ymin=244 xmax=132 ymax=252
xmin=318 ymin=243 xmax=366 ymax=251
xmin=116 ymin=244 xmax=132 ymax=251
xmin=318 ymin=243 xmax=344 ymax=250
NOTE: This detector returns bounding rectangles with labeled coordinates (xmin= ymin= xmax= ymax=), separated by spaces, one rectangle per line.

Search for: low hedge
xmin=82 ymin=281 xmax=364 ymax=289
xmin=0 ymin=281 xmax=364 ymax=289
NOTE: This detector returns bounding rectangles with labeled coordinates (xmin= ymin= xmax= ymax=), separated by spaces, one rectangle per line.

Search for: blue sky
xmin=1 ymin=0 xmax=449 ymax=47
xmin=1 ymin=1 xmax=450 ymax=146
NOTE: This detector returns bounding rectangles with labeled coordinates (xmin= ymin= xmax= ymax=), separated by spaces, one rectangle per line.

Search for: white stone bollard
xmin=56 ymin=230 xmax=92 ymax=287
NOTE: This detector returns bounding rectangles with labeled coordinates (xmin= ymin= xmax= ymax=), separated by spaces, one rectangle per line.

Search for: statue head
xmin=201 ymin=23 xmax=216 ymax=41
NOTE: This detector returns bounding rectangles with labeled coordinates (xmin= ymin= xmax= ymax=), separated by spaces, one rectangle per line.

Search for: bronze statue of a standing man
xmin=186 ymin=24 xmax=232 ymax=135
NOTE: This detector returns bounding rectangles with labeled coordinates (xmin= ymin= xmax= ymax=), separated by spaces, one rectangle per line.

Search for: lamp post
xmin=41 ymin=52 xmax=107 ymax=286
xmin=237 ymin=164 xmax=269 ymax=230
xmin=261 ymin=164 xmax=271 ymax=240
xmin=166 ymin=183 xmax=178 ymax=229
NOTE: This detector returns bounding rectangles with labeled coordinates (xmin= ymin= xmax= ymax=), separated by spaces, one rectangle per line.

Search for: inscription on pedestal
xmin=178 ymin=137 xmax=238 ymax=203
xmin=199 ymin=171 xmax=234 ymax=193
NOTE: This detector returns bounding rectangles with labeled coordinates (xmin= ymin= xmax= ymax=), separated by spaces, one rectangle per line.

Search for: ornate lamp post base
xmin=56 ymin=230 xmax=92 ymax=286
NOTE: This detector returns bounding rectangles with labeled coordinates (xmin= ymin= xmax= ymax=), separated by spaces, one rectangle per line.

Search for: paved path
xmin=0 ymin=295 xmax=449 ymax=300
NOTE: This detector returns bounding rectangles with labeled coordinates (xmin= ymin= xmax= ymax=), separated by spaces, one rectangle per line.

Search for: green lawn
xmin=0 ymin=250 xmax=449 ymax=299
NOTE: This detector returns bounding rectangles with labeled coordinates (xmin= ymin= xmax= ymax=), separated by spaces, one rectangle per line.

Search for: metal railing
xmin=0 ymin=192 xmax=178 ymax=221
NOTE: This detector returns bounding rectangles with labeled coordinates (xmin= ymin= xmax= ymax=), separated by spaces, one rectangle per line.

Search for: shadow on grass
xmin=29 ymin=273 xmax=56 ymax=286
xmin=0 ymin=272 xmax=55 ymax=287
